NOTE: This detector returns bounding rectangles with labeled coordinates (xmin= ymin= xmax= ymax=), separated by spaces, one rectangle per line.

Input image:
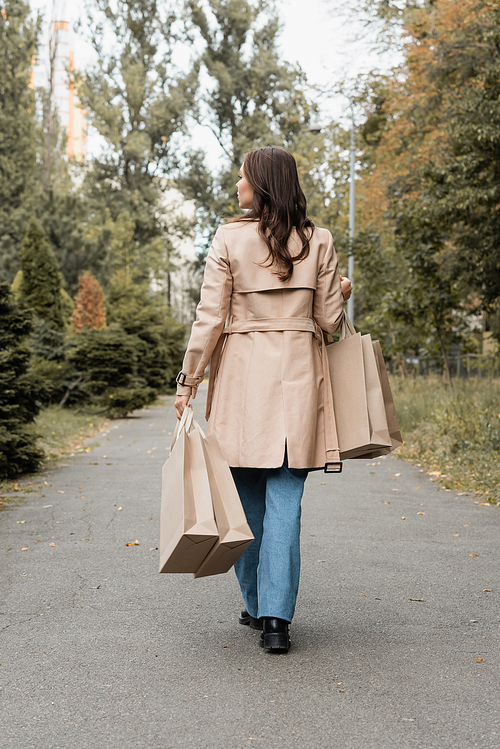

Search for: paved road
xmin=1 ymin=386 xmax=499 ymax=748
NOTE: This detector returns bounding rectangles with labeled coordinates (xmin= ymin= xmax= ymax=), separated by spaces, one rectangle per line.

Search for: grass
xmin=391 ymin=375 xmax=500 ymax=504
xmin=0 ymin=407 xmax=108 ymax=497
xmin=34 ymin=406 xmax=108 ymax=463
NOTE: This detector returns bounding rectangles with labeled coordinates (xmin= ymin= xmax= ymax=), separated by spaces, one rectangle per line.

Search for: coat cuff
xmin=176 ymin=384 xmax=193 ymax=397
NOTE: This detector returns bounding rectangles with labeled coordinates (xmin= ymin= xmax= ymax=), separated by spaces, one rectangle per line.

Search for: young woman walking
xmin=174 ymin=147 xmax=351 ymax=653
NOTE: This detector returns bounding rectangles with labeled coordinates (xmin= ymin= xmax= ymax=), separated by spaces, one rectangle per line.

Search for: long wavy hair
xmin=232 ymin=146 xmax=315 ymax=282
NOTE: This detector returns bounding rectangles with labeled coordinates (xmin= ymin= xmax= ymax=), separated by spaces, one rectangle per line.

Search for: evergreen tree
xmin=18 ymin=217 xmax=66 ymax=330
xmin=0 ymin=1 xmax=41 ymax=283
xmin=37 ymin=187 xmax=111 ymax=296
xmin=72 ymin=272 xmax=106 ymax=332
xmin=0 ymin=284 xmax=47 ymax=478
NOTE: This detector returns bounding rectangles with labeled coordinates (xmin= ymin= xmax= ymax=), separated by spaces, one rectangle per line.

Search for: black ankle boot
xmin=259 ymin=617 xmax=291 ymax=652
xmin=239 ymin=609 xmax=263 ymax=630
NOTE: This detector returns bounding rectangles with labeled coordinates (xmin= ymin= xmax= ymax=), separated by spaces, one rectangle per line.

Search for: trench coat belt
xmin=206 ymin=317 xmax=341 ymax=469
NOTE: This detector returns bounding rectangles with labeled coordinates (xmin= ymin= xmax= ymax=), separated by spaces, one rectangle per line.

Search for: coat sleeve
xmin=313 ymin=229 xmax=345 ymax=335
xmin=176 ymin=227 xmax=233 ymax=398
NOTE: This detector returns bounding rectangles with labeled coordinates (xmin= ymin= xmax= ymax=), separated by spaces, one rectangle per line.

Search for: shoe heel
xmin=264 ymin=632 xmax=290 ymax=651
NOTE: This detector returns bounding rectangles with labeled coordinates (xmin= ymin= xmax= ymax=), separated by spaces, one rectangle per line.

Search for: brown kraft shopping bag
xmin=194 ymin=430 xmax=254 ymax=578
xmin=326 ymin=315 xmax=393 ymax=460
xmin=159 ymin=408 xmax=218 ymax=574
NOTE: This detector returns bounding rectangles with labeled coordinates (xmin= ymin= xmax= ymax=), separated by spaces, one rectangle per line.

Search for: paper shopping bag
xmin=371 ymin=339 xmax=403 ymax=452
xmin=159 ymin=408 xmax=218 ymax=574
xmin=326 ymin=316 xmax=392 ymax=460
xmin=194 ymin=431 xmax=254 ymax=578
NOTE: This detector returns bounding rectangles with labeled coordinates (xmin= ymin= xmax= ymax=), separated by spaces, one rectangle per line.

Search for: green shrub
xmin=65 ymin=327 xmax=157 ymax=417
xmin=0 ymin=284 xmax=48 ymax=478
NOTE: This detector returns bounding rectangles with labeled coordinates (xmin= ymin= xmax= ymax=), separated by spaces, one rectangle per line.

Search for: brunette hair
xmin=232 ymin=146 xmax=314 ymax=281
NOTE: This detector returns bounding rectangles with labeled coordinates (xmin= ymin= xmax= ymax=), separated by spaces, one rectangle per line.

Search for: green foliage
xmin=181 ymin=0 xmax=316 ymax=254
xmin=66 ymin=327 xmax=157 ymax=418
xmin=107 ymin=271 xmax=186 ymax=391
xmin=0 ymin=283 xmax=48 ymax=478
xmin=76 ymin=0 xmax=198 ymax=288
xmin=0 ymin=1 xmax=41 ymax=283
xmin=420 ymin=2 xmax=500 ymax=309
xmin=393 ymin=375 xmax=500 ymax=503
xmin=18 ymin=218 xmax=66 ymax=330
xmin=36 ymin=187 xmax=110 ymax=296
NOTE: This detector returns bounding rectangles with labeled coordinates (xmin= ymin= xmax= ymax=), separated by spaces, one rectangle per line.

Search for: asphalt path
xmin=1 ymin=385 xmax=499 ymax=748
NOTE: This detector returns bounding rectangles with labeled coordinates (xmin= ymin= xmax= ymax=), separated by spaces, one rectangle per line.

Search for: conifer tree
xmin=0 ymin=1 xmax=41 ymax=283
xmin=19 ymin=217 xmax=66 ymax=330
xmin=72 ymin=272 xmax=106 ymax=332
xmin=0 ymin=284 xmax=47 ymax=478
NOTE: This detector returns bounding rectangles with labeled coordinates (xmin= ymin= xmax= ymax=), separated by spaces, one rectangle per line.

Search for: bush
xmin=0 ymin=284 xmax=48 ymax=478
xmin=106 ymin=272 xmax=186 ymax=393
xmin=65 ymin=327 xmax=157 ymax=417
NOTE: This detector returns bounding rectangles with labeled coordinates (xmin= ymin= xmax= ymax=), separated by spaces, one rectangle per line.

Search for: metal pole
xmin=348 ymin=106 xmax=356 ymax=324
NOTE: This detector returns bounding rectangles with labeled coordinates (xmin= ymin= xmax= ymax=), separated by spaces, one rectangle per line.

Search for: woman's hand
xmin=174 ymin=395 xmax=191 ymax=420
xmin=340 ymin=276 xmax=353 ymax=301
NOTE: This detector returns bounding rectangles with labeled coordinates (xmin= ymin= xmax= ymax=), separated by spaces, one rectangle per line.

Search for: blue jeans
xmin=231 ymin=454 xmax=308 ymax=623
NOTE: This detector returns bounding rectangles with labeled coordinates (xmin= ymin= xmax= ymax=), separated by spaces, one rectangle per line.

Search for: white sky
xmin=29 ymin=0 xmax=401 ymax=162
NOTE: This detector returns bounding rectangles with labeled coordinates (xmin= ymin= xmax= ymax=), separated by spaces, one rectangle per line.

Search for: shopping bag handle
xmin=170 ymin=406 xmax=194 ymax=451
xmin=338 ymin=312 xmax=356 ymax=341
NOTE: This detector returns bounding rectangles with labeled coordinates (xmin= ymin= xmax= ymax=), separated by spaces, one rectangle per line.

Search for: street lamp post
xmin=348 ymin=106 xmax=356 ymax=324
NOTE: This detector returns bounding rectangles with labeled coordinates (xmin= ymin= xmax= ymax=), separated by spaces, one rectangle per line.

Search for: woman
xmin=175 ymin=147 xmax=351 ymax=653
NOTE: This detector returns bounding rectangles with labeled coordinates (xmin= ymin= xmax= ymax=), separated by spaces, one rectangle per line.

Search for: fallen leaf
xmin=318 ymin=482 xmax=325 ymax=485
xmin=0 ymin=501 xmax=4 ymax=505
xmin=470 ymin=553 xmax=479 ymax=557
xmin=103 ymin=455 xmax=108 ymax=458
xmin=400 ymin=516 xmax=406 ymax=520
xmin=483 ymin=589 xmax=491 ymax=592
xmin=415 ymin=487 xmax=420 ymax=490
xmin=417 ymin=511 xmax=425 ymax=515
xmin=476 ymin=658 xmax=483 ymax=663
xmin=453 ymin=534 xmax=461 ymax=537
xmin=21 ymin=547 xmax=29 ymax=551
xmin=49 ymin=543 xmax=55 ymax=547
xmin=361 ymin=592 xmax=366 ymax=597
xmin=125 ymin=540 xmax=139 ymax=546
xmin=78 ymin=486 xmax=83 ymax=490
xmin=16 ymin=520 xmax=26 ymax=524
xmin=338 ymin=690 xmax=345 ymax=693
xmin=58 ymin=490 xmax=65 ymax=494
xmin=382 ymin=501 xmax=390 ymax=504
xmin=392 ymin=488 xmax=400 ymax=492
xmin=480 ymin=503 xmax=490 ymax=507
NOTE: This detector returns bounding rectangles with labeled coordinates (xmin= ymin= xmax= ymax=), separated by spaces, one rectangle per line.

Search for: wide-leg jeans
xmin=230 ymin=455 xmax=308 ymax=623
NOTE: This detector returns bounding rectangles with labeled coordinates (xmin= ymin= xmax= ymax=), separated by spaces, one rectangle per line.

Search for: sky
xmin=29 ymin=0 xmax=401 ymax=162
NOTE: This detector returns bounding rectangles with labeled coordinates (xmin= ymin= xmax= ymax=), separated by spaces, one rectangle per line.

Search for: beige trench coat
xmin=176 ymin=220 xmax=345 ymax=469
